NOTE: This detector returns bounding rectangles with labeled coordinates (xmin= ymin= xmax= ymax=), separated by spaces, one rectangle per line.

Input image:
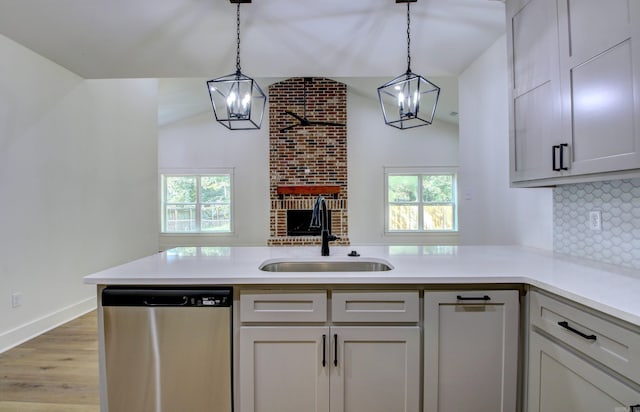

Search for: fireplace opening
xmin=286 ymin=209 xmax=331 ymax=236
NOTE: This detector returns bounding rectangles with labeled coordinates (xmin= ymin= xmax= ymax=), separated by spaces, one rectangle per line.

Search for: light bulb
xmin=227 ymin=92 xmax=237 ymax=108
xmin=242 ymin=93 xmax=251 ymax=110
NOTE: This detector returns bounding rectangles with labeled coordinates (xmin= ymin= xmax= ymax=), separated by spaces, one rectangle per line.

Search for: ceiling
xmin=0 ymin=0 xmax=506 ymax=79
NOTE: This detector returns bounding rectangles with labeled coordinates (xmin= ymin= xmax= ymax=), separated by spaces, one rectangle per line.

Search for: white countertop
xmin=84 ymin=245 xmax=640 ymax=327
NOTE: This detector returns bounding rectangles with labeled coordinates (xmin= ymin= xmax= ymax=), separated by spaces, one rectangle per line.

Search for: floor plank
xmin=0 ymin=311 xmax=99 ymax=411
xmin=0 ymin=401 xmax=99 ymax=412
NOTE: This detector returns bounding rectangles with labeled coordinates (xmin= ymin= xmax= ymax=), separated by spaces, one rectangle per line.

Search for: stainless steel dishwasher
xmin=102 ymin=287 xmax=233 ymax=412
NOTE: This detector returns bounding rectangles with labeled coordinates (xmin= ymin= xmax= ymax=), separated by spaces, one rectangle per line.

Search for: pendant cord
xmin=406 ymin=2 xmax=411 ymax=74
xmin=235 ymin=2 xmax=241 ymax=74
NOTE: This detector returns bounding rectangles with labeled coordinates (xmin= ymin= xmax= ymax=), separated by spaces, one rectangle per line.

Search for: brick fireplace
xmin=267 ymin=77 xmax=350 ymax=246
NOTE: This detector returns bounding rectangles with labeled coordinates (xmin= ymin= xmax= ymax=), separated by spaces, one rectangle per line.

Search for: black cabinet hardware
xmin=557 ymin=321 xmax=597 ymax=341
xmin=629 ymin=404 xmax=640 ymax=412
xmin=334 ymin=334 xmax=338 ymax=367
xmin=456 ymin=295 xmax=491 ymax=301
xmin=322 ymin=334 xmax=326 ymax=367
xmin=553 ymin=144 xmax=570 ymax=171
xmin=553 ymin=145 xmax=560 ymax=171
xmin=559 ymin=143 xmax=569 ymax=170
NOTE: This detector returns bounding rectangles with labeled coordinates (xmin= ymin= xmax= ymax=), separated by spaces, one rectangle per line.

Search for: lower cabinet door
xmin=528 ymin=331 xmax=640 ymax=412
xmin=330 ymin=326 xmax=421 ymax=412
xmin=239 ymin=326 xmax=330 ymax=412
xmin=424 ymin=290 xmax=519 ymax=412
xmin=239 ymin=325 xmax=420 ymax=412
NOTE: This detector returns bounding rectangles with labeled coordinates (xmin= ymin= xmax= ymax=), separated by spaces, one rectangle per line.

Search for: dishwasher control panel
xmin=199 ymin=295 xmax=230 ymax=307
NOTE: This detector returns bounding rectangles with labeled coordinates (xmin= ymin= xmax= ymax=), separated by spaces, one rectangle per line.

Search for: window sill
xmin=160 ymin=232 xmax=239 ymax=251
xmin=382 ymin=231 xmax=460 ymax=245
xmin=161 ymin=232 xmax=234 ymax=236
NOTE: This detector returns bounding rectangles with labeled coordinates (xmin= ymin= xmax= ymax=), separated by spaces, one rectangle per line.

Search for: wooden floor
xmin=0 ymin=311 xmax=100 ymax=412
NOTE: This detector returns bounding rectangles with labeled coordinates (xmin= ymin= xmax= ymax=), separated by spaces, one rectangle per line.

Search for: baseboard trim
xmin=0 ymin=296 xmax=97 ymax=354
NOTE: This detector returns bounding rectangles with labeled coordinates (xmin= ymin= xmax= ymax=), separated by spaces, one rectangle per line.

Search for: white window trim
xmin=384 ymin=166 xmax=459 ymax=235
xmin=159 ymin=168 xmax=235 ymax=235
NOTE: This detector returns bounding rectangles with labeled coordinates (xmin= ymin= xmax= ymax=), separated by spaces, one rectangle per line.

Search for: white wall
xmin=0 ymin=34 xmax=159 ymax=352
xmin=158 ymin=77 xmax=460 ymax=247
xmin=346 ymin=78 xmax=460 ymax=245
xmin=158 ymin=100 xmax=270 ymax=248
xmin=458 ymin=35 xmax=553 ymax=248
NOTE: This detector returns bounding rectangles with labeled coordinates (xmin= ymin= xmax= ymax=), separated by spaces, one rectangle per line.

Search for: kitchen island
xmin=85 ymin=245 xmax=640 ymax=326
xmin=85 ymin=245 xmax=640 ymax=412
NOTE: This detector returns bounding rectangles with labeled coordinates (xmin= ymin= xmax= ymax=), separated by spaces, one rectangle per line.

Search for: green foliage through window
xmin=162 ymin=174 xmax=232 ymax=233
xmin=387 ymin=173 xmax=457 ymax=232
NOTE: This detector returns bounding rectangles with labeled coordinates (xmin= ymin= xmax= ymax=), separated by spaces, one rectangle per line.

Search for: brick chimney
xmin=267 ymin=77 xmax=349 ymax=246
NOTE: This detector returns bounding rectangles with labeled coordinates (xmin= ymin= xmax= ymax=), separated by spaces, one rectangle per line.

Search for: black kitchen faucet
xmin=310 ymin=195 xmax=339 ymax=256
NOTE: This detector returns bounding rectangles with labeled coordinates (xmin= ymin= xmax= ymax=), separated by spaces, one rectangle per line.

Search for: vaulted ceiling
xmin=0 ymin=0 xmax=505 ymax=79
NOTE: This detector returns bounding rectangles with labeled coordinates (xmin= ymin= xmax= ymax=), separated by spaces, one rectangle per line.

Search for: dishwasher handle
xmin=143 ymin=295 xmax=189 ymax=306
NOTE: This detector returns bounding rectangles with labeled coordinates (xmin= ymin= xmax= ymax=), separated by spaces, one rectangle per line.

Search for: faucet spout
xmin=311 ymin=195 xmax=339 ymax=256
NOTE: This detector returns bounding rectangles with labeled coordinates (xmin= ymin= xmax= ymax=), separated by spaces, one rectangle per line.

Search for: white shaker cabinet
xmin=507 ymin=0 xmax=640 ymax=186
xmin=238 ymin=290 xmax=421 ymax=412
xmin=330 ymin=326 xmax=420 ymax=412
xmin=330 ymin=291 xmax=421 ymax=412
xmin=557 ymin=0 xmax=640 ymax=176
xmin=423 ymin=290 xmax=519 ymax=412
xmin=239 ymin=326 xmax=420 ymax=412
xmin=528 ymin=332 xmax=640 ymax=412
xmin=238 ymin=291 xmax=330 ymax=412
xmin=239 ymin=326 xmax=330 ymax=412
xmin=527 ymin=291 xmax=640 ymax=412
xmin=507 ymin=0 xmax=564 ymax=183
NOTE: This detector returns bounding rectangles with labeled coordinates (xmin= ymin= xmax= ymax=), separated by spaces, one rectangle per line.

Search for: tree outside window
xmin=162 ymin=174 xmax=232 ymax=233
xmin=387 ymin=172 xmax=457 ymax=232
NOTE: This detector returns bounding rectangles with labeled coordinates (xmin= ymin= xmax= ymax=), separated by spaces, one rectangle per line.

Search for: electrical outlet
xmin=11 ymin=292 xmax=22 ymax=308
xmin=614 ymin=407 xmax=628 ymax=412
xmin=589 ymin=210 xmax=602 ymax=231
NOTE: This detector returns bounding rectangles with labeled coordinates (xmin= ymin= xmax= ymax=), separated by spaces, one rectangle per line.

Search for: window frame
xmin=384 ymin=167 xmax=459 ymax=234
xmin=160 ymin=169 xmax=234 ymax=234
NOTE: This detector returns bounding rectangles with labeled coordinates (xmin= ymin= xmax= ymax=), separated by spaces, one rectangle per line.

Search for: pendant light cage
xmin=207 ymin=73 xmax=266 ymax=130
xmin=378 ymin=0 xmax=440 ymax=129
xmin=206 ymin=1 xmax=266 ymax=130
xmin=378 ymin=72 xmax=440 ymax=129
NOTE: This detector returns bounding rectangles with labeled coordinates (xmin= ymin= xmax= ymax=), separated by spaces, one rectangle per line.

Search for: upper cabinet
xmin=508 ymin=0 xmax=564 ymax=183
xmin=507 ymin=0 xmax=640 ymax=186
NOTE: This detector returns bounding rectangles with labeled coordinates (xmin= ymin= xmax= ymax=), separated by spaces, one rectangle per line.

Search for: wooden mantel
xmin=276 ymin=185 xmax=341 ymax=197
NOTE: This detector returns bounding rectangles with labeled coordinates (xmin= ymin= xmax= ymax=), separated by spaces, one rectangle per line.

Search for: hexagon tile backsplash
xmin=554 ymin=178 xmax=640 ymax=270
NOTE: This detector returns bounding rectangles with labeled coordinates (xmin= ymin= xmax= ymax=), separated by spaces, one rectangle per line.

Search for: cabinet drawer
xmin=240 ymin=290 xmax=327 ymax=323
xmin=332 ymin=291 xmax=419 ymax=323
xmin=530 ymin=291 xmax=640 ymax=384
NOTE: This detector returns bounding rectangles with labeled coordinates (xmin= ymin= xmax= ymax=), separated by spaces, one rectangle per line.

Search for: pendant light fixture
xmin=207 ymin=0 xmax=266 ymax=130
xmin=377 ymin=0 xmax=440 ymax=130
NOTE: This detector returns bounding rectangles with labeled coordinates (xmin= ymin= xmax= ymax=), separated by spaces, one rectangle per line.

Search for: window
xmin=386 ymin=169 xmax=458 ymax=232
xmin=161 ymin=173 xmax=233 ymax=233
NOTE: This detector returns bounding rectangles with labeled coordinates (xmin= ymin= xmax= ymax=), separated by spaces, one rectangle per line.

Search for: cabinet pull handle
xmin=333 ymin=334 xmax=338 ymax=367
xmin=552 ymin=145 xmax=561 ymax=171
xmin=557 ymin=321 xmax=597 ymax=341
xmin=559 ymin=143 xmax=569 ymax=170
xmin=629 ymin=404 xmax=640 ymax=412
xmin=456 ymin=295 xmax=491 ymax=301
xmin=322 ymin=334 xmax=326 ymax=367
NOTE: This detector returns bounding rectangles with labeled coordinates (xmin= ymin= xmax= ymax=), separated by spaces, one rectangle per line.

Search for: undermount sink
xmin=259 ymin=258 xmax=393 ymax=272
